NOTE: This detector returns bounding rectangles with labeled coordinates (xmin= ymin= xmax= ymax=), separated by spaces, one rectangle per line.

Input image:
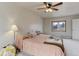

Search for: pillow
xmin=49 ymin=36 xmax=54 ymax=39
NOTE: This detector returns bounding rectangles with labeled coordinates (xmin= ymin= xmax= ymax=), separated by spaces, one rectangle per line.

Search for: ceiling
xmin=1 ymin=2 xmax=79 ymax=18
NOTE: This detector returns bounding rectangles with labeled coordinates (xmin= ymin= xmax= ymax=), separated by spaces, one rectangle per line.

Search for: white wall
xmin=15 ymin=9 xmax=43 ymax=34
xmin=0 ymin=3 xmax=43 ymax=47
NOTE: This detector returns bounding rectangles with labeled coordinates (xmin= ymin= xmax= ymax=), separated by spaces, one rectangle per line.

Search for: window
xmin=51 ymin=21 xmax=66 ymax=32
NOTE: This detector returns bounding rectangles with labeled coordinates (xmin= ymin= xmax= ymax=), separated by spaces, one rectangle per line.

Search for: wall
xmin=15 ymin=9 xmax=43 ymax=34
xmin=43 ymin=15 xmax=79 ymax=39
xmin=0 ymin=3 xmax=43 ymax=47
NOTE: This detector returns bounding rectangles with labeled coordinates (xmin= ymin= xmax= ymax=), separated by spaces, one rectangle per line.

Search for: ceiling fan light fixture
xmin=46 ymin=9 xmax=49 ymax=12
xmin=46 ymin=8 xmax=52 ymax=12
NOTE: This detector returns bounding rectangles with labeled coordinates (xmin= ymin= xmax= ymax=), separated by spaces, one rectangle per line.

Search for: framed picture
xmin=51 ymin=21 xmax=66 ymax=32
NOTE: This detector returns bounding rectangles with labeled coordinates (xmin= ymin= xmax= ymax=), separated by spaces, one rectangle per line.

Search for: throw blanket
xmin=0 ymin=45 xmax=16 ymax=56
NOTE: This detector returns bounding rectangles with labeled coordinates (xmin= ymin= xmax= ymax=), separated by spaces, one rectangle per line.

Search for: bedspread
xmin=23 ymin=39 xmax=64 ymax=56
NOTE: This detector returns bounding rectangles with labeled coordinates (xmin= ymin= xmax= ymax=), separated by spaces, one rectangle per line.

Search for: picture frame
xmin=51 ymin=20 xmax=66 ymax=32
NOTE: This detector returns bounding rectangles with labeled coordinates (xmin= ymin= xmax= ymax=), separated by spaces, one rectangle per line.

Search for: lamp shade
xmin=11 ymin=25 xmax=18 ymax=32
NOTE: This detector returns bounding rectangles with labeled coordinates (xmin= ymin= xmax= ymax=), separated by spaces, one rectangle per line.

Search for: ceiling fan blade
xmin=43 ymin=2 xmax=49 ymax=8
xmin=52 ymin=2 xmax=63 ymax=7
xmin=52 ymin=8 xmax=59 ymax=11
xmin=37 ymin=7 xmax=46 ymax=10
xmin=43 ymin=2 xmax=47 ymax=5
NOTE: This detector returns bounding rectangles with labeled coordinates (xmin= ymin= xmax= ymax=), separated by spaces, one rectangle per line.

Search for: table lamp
xmin=11 ymin=25 xmax=18 ymax=41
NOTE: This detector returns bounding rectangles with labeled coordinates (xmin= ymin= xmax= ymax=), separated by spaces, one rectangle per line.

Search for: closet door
xmin=72 ymin=19 xmax=79 ymax=40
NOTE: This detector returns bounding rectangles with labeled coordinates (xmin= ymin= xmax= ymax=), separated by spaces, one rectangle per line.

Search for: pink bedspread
xmin=23 ymin=38 xmax=64 ymax=56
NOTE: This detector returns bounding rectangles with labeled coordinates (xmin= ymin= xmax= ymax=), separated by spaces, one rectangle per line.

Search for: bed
xmin=16 ymin=34 xmax=64 ymax=56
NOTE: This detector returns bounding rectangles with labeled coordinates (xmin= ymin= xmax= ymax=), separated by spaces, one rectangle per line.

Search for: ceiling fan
xmin=37 ymin=2 xmax=63 ymax=12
